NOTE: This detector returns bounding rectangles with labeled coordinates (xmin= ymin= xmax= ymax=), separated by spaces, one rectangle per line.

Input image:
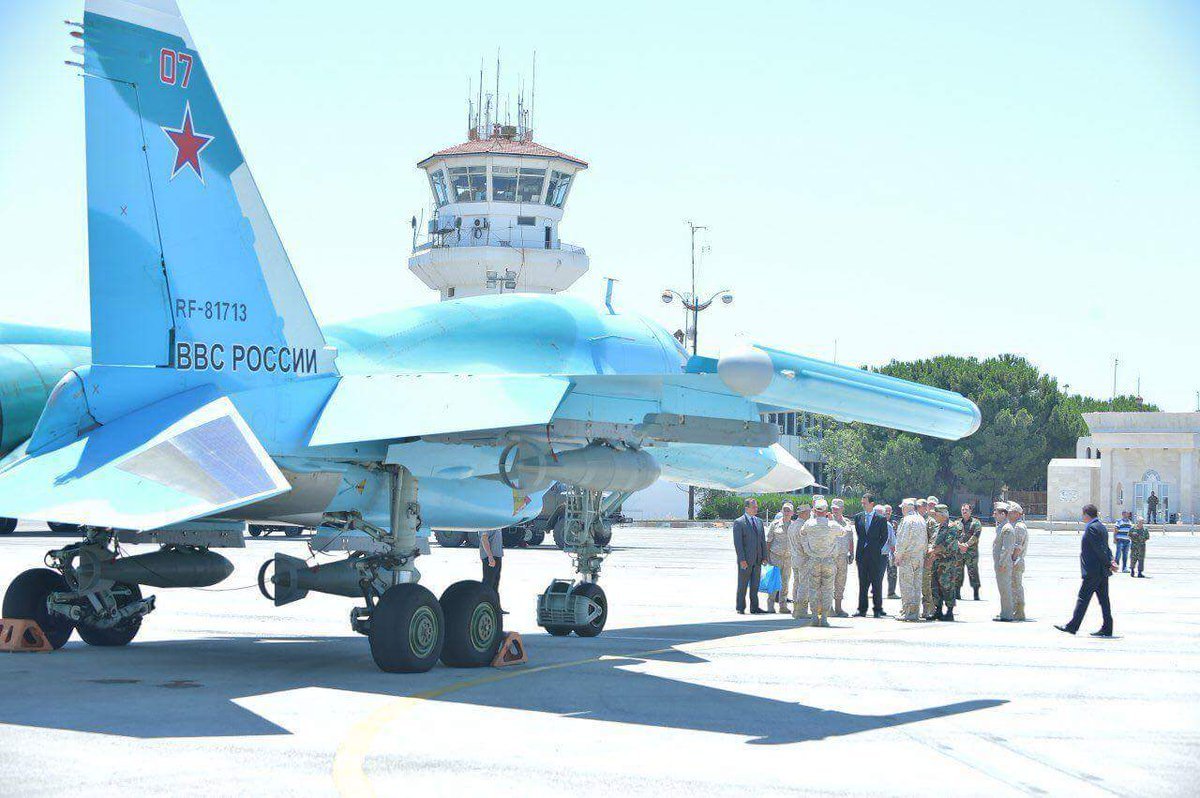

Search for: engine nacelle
xmin=501 ymin=443 xmax=660 ymax=494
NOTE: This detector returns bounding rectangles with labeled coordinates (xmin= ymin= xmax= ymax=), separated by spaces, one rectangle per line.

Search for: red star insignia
xmin=161 ymin=102 xmax=214 ymax=182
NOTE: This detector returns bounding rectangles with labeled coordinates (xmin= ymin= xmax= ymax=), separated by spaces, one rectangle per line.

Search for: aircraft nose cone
xmin=718 ymin=346 xmax=774 ymax=397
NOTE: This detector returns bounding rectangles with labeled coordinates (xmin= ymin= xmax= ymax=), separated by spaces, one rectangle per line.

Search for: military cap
xmin=935 ymin=503 xmax=949 ymax=514
xmin=781 ymin=501 xmax=794 ymax=511
xmin=926 ymin=495 xmax=939 ymax=505
xmin=813 ymin=498 xmax=829 ymax=511
xmin=993 ymin=501 xmax=1010 ymax=512
xmin=915 ymin=497 xmax=928 ymax=507
xmin=830 ymin=498 xmax=845 ymax=509
xmin=900 ymin=497 xmax=916 ymax=508
xmin=1007 ymin=501 xmax=1023 ymax=514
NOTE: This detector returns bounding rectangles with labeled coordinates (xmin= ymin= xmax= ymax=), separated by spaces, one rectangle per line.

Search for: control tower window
xmin=429 ymin=169 xmax=450 ymax=207
xmin=516 ymin=168 xmax=546 ymax=203
xmin=491 ymin=166 xmax=518 ymax=202
xmin=449 ymin=166 xmax=487 ymax=202
xmin=546 ymin=170 xmax=573 ymax=208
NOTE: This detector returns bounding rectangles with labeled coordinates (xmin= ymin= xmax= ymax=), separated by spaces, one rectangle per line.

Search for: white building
xmin=1047 ymin=412 xmax=1200 ymax=523
xmin=409 ymin=107 xmax=588 ymax=299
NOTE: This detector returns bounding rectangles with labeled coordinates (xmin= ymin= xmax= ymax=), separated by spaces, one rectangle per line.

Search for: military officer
xmin=1129 ymin=518 xmax=1150 ymax=577
xmin=921 ymin=495 xmax=940 ymax=619
xmin=765 ymin=502 xmax=794 ymax=613
xmin=801 ymin=498 xmax=841 ymax=627
xmin=894 ymin=499 xmax=927 ymax=621
xmin=1009 ymin=501 xmax=1029 ymax=621
xmin=992 ymin=501 xmax=1017 ymax=621
xmin=830 ymin=498 xmax=854 ymax=617
xmin=788 ymin=502 xmax=813 ymax=619
xmin=929 ymin=504 xmax=965 ymax=620
xmin=952 ymin=503 xmax=984 ymax=600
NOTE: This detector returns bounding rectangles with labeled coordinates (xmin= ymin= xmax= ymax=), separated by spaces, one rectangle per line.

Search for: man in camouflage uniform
xmin=788 ymin=503 xmax=813 ymax=619
xmin=928 ymin=504 xmax=965 ymax=621
xmin=765 ymin=502 xmax=794 ymax=613
xmin=1008 ymin=501 xmax=1029 ymax=620
xmin=920 ymin=496 xmax=940 ymax=619
xmin=801 ymin=498 xmax=841 ymax=627
xmin=894 ymin=499 xmax=927 ymax=621
xmin=830 ymin=498 xmax=854 ymax=617
xmin=1129 ymin=518 xmax=1150 ymax=578
xmin=992 ymin=501 xmax=1017 ymax=622
xmin=952 ymin=503 xmax=984 ymax=601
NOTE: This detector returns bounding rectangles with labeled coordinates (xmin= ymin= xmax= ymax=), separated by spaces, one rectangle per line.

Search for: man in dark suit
xmin=1056 ymin=503 xmax=1118 ymax=637
xmin=733 ymin=497 xmax=768 ymax=614
xmin=853 ymin=492 xmax=890 ymax=617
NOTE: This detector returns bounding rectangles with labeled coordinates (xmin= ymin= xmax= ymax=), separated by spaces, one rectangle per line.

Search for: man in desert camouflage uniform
xmin=800 ymin=498 xmax=841 ymax=627
xmin=952 ymin=503 xmax=984 ymax=601
xmin=929 ymin=504 xmax=965 ymax=621
xmin=830 ymin=498 xmax=854 ymax=617
xmin=765 ymin=502 xmax=794 ymax=613
xmin=921 ymin=496 xmax=940 ymax=619
xmin=894 ymin=499 xmax=927 ymax=621
xmin=788 ymin=502 xmax=812 ymax=619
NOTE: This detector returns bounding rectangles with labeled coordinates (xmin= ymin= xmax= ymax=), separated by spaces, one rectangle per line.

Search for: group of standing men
xmin=734 ymin=492 xmax=1031 ymax=625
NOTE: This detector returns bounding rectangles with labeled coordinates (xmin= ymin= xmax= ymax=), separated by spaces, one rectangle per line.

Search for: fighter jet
xmin=0 ymin=0 xmax=980 ymax=672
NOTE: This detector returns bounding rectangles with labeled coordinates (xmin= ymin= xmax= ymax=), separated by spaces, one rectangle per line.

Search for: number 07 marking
xmin=159 ymin=48 xmax=193 ymax=88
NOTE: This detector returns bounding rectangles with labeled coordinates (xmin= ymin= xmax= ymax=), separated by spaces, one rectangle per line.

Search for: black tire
xmin=369 ymin=584 xmax=444 ymax=673
xmin=552 ymin=515 xmax=566 ymax=550
xmin=2 ymin=568 xmax=74 ymax=649
xmin=465 ymin=531 xmax=481 ymax=548
xmin=284 ymin=527 xmax=302 ymax=538
xmin=527 ymin=528 xmax=546 ymax=547
xmin=545 ymin=625 xmax=572 ymax=637
xmin=439 ymin=580 xmax=502 ymax=667
xmin=434 ymin=530 xmax=466 ymax=548
xmin=76 ymin=583 xmax=143 ymax=647
xmin=0 ymin=518 xmax=16 ymax=535
xmin=572 ymin=583 xmax=608 ymax=638
xmin=501 ymin=528 xmax=525 ymax=549
xmin=47 ymin=522 xmax=81 ymax=534
xmin=248 ymin=526 xmax=263 ymax=538
xmin=594 ymin=522 xmax=613 ymax=548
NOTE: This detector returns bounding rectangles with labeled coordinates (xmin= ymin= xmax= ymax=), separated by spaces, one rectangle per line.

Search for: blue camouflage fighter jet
xmin=0 ymin=0 xmax=980 ymax=672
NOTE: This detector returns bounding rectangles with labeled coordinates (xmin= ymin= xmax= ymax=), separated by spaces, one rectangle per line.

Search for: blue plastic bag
xmin=759 ymin=564 xmax=782 ymax=594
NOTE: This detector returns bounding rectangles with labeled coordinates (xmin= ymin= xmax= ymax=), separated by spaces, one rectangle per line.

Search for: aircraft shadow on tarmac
xmin=0 ymin=619 xmax=1005 ymax=743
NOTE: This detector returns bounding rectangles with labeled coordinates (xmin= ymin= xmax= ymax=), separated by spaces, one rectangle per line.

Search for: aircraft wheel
xmin=552 ymin=516 xmax=566 ymax=550
xmin=572 ymin=583 xmax=608 ymax=638
xmin=248 ymin=526 xmax=263 ymax=538
xmin=0 ymin=518 xmax=16 ymax=535
xmin=369 ymin=584 xmax=444 ymax=673
xmin=527 ymin=528 xmax=546 ymax=547
xmin=434 ymin=530 xmax=466 ymax=548
xmin=48 ymin=522 xmax=81 ymax=534
xmin=501 ymin=528 xmax=525 ymax=549
xmin=439 ymin=580 xmax=502 ymax=667
xmin=465 ymin=531 xmax=481 ymax=549
xmin=77 ymin=583 xmax=143 ymax=647
xmin=2 ymin=568 xmax=74 ymax=649
xmin=284 ymin=527 xmax=302 ymax=538
xmin=595 ymin=521 xmax=613 ymax=548
xmin=544 ymin=625 xmax=572 ymax=637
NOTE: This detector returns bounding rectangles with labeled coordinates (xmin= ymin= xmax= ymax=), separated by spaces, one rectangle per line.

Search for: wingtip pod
xmin=718 ymin=345 xmax=980 ymax=441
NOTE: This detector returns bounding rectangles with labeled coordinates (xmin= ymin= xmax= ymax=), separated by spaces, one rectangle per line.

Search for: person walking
xmin=1056 ymin=504 xmax=1117 ymax=637
xmin=953 ymin=503 xmax=984 ymax=601
xmin=893 ymin=499 xmax=927 ymax=621
xmin=1114 ymin=512 xmax=1132 ymax=572
xmin=992 ymin=501 xmax=1017 ymax=622
xmin=733 ymin=498 xmax=768 ymax=614
xmin=1147 ymin=491 xmax=1160 ymax=524
xmin=765 ymin=502 xmax=794 ymax=613
xmin=1009 ymin=501 xmax=1029 ymax=621
xmin=831 ymin=498 xmax=854 ymax=617
xmin=1129 ymin=519 xmax=1150 ymax=578
xmin=480 ymin=526 xmax=505 ymax=611
xmin=854 ymin=493 xmax=890 ymax=617
xmin=929 ymin=504 xmax=965 ymax=621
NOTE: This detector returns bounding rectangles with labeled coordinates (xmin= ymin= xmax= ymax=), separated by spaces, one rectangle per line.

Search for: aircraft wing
xmin=308 ymin=374 xmax=570 ymax=447
xmin=0 ymin=388 xmax=289 ymax=530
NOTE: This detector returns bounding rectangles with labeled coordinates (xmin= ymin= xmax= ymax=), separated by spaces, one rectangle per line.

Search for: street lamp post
xmin=662 ymin=222 xmax=733 ymax=519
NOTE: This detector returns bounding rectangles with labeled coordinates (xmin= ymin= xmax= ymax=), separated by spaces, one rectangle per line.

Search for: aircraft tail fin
xmin=81 ymin=0 xmax=334 ymax=382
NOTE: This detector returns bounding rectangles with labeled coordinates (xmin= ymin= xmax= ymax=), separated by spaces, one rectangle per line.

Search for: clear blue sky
xmin=2 ymin=1 xmax=1198 ymax=408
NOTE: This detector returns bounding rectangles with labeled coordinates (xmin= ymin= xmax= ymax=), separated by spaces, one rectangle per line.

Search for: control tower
xmin=408 ymin=88 xmax=589 ymax=300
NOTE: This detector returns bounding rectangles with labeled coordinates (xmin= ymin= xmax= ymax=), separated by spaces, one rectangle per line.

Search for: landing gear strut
xmin=536 ymin=487 xmax=625 ymax=638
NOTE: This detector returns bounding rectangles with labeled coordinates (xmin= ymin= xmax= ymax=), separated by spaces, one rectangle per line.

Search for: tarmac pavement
xmin=0 ymin=523 xmax=1196 ymax=796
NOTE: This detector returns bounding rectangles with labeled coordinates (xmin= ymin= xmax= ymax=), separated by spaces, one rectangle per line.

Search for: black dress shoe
xmin=737 ymin=609 xmax=745 ymax=615
xmin=750 ymin=608 xmax=767 ymax=614
xmin=1090 ymin=630 xmax=1113 ymax=637
xmin=873 ymin=611 xmax=886 ymax=618
xmin=1054 ymin=624 xmax=1076 ymax=635
xmin=973 ymin=588 xmax=980 ymax=601
xmin=943 ymin=610 xmax=955 ymax=622
xmin=853 ymin=611 xmax=867 ymax=617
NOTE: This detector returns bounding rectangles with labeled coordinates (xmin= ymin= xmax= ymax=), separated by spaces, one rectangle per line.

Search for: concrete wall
xmin=1047 ymin=458 xmax=1100 ymax=521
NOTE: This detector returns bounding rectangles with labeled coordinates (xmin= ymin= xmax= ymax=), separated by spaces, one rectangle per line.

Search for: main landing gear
xmin=536 ymin=487 xmax=624 ymax=638
xmin=260 ymin=465 xmax=504 ymax=673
